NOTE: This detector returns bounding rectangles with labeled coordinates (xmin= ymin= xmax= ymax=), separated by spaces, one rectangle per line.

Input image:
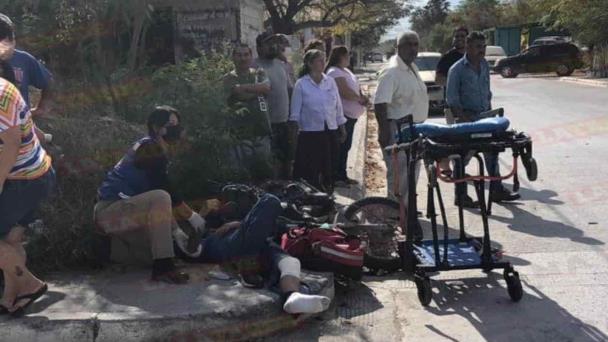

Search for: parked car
xmin=531 ymin=36 xmax=570 ymax=46
xmin=493 ymin=43 xmax=583 ymax=78
xmin=414 ymin=52 xmax=444 ymax=116
xmin=365 ymin=52 xmax=384 ymax=63
xmin=485 ymin=45 xmax=507 ymax=68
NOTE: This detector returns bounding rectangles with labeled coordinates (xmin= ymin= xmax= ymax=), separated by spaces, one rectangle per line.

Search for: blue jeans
xmin=201 ymin=194 xmax=287 ymax=265
xmin=0 ymin=168 xmax=56 ymax=238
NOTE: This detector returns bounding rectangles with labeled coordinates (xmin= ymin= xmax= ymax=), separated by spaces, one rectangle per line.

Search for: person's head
xmin=325 ymin=45 xmax=350 ymax=71
xmin=299 ymin=49 xmax=325 ymax=78
xmin=466 ymin=31 xmax=487 ymax=62
xmin=0 ymin=13 xmax=16 ymax=62
xmin=396 ymin=31 xmax=420 ymax=65
xmin=147 ymin=106 xmax=183 ymax=144
xmin=304 ymin=39 xmax=325 ymax=53
xmin=256 ymin=32 xmax=280 ymax=59
xmin=232 ymin=43 xmax=253 ymax=71
xmin=453 ymin=26 xmax=468 ymax=50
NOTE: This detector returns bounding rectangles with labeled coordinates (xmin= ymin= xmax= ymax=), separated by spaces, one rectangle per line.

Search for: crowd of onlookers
xmin=0 ymin=9 xmax=523 ymax=317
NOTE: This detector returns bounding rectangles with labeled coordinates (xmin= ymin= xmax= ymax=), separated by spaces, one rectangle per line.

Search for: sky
xmin=382 ymin=0 xmax=462 ymax=41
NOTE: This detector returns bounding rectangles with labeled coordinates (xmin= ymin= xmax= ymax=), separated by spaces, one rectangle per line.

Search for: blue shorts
xmin=0 ymin=168 xmax=56 ymax=238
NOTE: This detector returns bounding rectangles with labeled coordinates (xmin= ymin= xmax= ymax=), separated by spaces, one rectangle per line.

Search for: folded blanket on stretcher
xmin=398 ymin=117 xmax=511 ymax=142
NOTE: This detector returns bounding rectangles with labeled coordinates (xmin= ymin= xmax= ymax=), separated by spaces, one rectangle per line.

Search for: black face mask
xmin=163 ymin=125 xmax=183 ymax=143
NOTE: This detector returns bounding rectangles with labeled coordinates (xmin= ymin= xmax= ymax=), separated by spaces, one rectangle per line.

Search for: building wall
xmin=151 ymin=0 xmax=264 ymax=59
xmin=239 ymin=0 xmax=266 ymax=53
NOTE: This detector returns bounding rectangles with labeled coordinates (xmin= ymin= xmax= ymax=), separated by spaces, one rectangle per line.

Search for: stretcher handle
xmin=394 ymin=114 xmax=415 ymax=144
xmin=435 ymin=155 xmax=518 ymax=184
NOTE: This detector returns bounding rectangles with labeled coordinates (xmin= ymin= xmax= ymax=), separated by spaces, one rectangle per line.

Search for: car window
xmin=415 ymin=56 xmax=441 ymax=71
xmin=486 ymin=46 xmax=506 ymax=56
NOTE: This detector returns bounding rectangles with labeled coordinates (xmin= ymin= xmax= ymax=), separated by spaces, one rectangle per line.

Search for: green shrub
xmin=27 ymin=53 xmax=273 ymax=272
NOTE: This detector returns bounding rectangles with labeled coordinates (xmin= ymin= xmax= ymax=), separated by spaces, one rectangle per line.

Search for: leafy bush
xmin=26 ymin=53 xmax=273 ymax=272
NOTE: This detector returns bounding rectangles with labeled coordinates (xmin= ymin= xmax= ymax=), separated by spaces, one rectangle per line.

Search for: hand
xmin=338 ymin=125 xmax=347 ymax=143
xmin=31 ymin=107 xmax=47 ymax=118
xmin=214 ymin=221 xmax=241 ymax=237
xmin=233 ymin=84 xmax=248 ymax=95
xmin=188 ymin=212 xmax=207 ymax=234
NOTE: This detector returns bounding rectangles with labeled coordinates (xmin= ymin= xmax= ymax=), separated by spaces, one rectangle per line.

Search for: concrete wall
xmin=239 ymin=0 xmax=266 ymax=54
xmin=151 ymin=0 xmax=264 ymax=59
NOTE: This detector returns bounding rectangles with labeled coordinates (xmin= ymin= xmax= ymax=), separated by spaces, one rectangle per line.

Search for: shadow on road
xmin=492 ymin=202 xmax=603 ymax=245
xmin=424 ymin=275 xmax=608 ymax=342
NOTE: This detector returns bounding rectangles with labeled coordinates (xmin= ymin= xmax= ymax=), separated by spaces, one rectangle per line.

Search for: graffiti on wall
xmin=176 ymin=7 xmax=238 ymax=52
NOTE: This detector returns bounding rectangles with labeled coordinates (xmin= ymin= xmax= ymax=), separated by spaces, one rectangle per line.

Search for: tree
xmin=410 ymin=0 xmax=450 ymax=37
xmin=263 ymin=0 xmax=410 ymax=34
xmin=540 ymin=0 xmax=608 ymax=76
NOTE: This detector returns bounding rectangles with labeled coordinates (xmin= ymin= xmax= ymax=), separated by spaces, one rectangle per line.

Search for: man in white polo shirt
xmin=374 ymin=31 xmax=428 ymax=235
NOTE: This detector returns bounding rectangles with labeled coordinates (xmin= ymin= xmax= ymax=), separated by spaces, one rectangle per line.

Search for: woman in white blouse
xmin=326 ymin=46 xmax=369 ymax=186
xmin=289 ymin=49 xmax=346 ymax=193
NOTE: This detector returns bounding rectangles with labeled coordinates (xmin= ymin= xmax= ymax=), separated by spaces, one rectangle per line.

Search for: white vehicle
xmin=414 ymin=52 xmax=444 ymax=116
xmin=485 ymin=45 xmax=507 ymax=68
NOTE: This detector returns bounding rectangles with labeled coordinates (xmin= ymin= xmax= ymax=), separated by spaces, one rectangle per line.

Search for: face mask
xmin=163 ymin=125 xmax=183 ymax=143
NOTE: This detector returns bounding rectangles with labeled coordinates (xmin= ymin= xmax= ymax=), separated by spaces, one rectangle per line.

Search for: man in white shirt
xmin=374 ymin=31 xmax=428 ymax=237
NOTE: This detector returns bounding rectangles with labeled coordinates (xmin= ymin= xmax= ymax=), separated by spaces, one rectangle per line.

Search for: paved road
xmin=268 ymin=74 xmax=608 ymax=342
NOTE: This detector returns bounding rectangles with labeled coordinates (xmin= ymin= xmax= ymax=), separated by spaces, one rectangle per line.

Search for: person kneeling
xmin=174 ymin=194 xmax=331 ymax=314
xmin=94 ymin=106 xmax=205 ymax=284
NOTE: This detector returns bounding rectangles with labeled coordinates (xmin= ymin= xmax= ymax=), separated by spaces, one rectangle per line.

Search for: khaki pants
xmin=94 ymin=190 xmax=176 ymax=266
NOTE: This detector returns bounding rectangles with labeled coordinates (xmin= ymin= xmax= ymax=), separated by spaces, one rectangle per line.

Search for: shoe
xmin=454 ymin=195 xmax=480 ymax=209
xmin=9 ymin=283 xmax=48 ymax=317
xmin=151 ymin=270 xmax=190 ymax=285
xmin=490 ymin=187 xmax=521 ymax=202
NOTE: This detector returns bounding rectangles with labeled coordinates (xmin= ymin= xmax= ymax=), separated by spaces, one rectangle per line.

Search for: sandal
xmin=10 ymin=283 xmax=48 ymax=318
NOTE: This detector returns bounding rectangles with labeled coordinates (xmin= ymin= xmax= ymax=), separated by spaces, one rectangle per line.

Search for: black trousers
xmin=293 ymin=129 xmax=340 ymax=193
xmin=335 ymin=117 xmax=357 ymax=181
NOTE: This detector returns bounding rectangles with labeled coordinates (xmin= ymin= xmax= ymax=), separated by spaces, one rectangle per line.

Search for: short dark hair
xmin=232 ymin=43 xmax=252 ymax=56
xmin=453 ymin=26 xmax=469 ymax=37
xmin=256 ymin=32 xmax=273 ymax=48
xmin=147 ymin=105 xmax=180 ymax=137
xmin=466 ymin=31 xmax=486 ymax=45
xmin=304 ymin=39 xmax=325 ymax=52
xmin=0 ymin=13 xmax=15 ymax=41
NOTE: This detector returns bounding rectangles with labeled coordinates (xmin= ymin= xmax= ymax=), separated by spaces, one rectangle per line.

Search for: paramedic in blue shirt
xmin=0 ymin=14 xmax=53 ymax=143
xmin=446 ymin=31 xmax=520 ymax=204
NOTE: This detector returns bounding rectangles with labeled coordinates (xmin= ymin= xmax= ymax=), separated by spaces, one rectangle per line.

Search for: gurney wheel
xmin=504 ymin=269 xmax=523 ymax=302
xmin=524 ymin=157 xmax=538 ymax=182
xmin=415 ymin=276 xmax=432 ymax=306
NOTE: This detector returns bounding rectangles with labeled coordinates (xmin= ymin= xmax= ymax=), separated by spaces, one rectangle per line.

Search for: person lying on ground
xmin=0 ymin=61 xmax=55 ymax=317
xmin=173 ymin=193 xmax=332 ymax=315
xmin=94 ymin=106 xmax=204 ymax=285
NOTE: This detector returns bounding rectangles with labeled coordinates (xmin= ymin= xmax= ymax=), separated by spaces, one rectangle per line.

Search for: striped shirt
xmin=0 ymin=78 xmax=51 ymax=180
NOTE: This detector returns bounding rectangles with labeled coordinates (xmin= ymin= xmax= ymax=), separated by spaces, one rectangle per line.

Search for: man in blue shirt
xmin=446 ymin=31 xmax=519 ymax=204
xmin=0 ymin=14 xmax=53 ymax=142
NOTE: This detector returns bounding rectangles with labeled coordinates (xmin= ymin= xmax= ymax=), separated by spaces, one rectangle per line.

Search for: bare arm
xmin=435 ymin=73 xmax=447 ymax=87
xmin=0 ymin=126 xmax=21 ymax=189
xmin=234 ymin=83 xmax=271 ymax=96
xmin=374 ymin=103 xmax=392 ymax=148
xmin=334 ymin=77 xmax=360 ymax=101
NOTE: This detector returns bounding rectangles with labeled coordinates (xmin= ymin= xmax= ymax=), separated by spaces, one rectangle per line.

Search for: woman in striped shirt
xmin=0 ymin=52 xmax=55 ymax=316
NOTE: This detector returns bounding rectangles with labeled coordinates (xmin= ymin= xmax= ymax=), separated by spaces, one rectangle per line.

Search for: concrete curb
xmin=0 ymin=267 xmax=334 ymax=342
xmin=560 ymin=77 xmax=608 ymax=88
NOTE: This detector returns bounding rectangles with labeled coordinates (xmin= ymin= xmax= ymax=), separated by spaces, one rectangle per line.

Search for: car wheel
xmin=500 ymin=66 xmax=518 ymax=78
xmin=556 ymin=64 xmax=573 ymax=76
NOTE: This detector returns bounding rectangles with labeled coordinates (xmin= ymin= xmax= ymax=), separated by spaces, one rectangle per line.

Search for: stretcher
xmin=386 ymin=108 xmax=538 ymax=306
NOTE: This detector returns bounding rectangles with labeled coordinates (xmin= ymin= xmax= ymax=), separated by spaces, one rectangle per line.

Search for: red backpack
xmin=281 ymin=226 xmax=365 ymax=280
